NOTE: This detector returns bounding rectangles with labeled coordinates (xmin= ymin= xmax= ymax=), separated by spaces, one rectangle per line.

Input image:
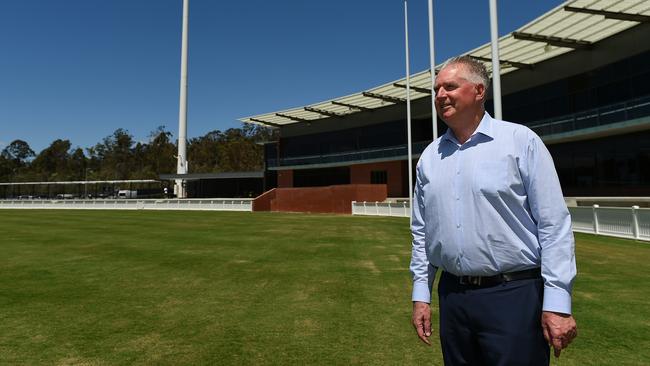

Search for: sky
xmin=0 ymin=0 xmax=564 ymax=153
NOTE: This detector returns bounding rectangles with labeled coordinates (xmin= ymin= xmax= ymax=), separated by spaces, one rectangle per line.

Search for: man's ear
xmin=475 ymin=83 xmax=486 ymax=101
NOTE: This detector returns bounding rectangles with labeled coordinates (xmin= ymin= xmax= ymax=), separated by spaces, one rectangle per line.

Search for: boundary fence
xmin=352 ymin=201 xmax=650 ymax=242
xmin=0 ymin=198 xmax=252 ymax=212
xmin=351 ymin=201 xmax=410 ymax=217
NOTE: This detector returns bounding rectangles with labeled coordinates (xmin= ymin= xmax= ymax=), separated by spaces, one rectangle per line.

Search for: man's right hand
xmin=412 ymin=301 xmax=432 ymax=345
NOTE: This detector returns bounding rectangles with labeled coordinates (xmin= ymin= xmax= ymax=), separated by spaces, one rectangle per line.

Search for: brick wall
xmin=253 ymin=184 xmax=387 ymax=214
xmin=277 ymin=169 xmax=294 ymax=188
xmin=350 ymin=161 xmax=404 ymax=197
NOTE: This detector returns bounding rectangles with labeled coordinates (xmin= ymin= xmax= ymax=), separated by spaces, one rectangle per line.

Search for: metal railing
xmin=0 ymin=198 xmax=253 ymax=212
xmin=266 ymin=95 xmax=650 ymax=169
xmin=268 ymin=141 xmax=431 ymax=168
xmin=352 ymin=201 xmax=650 ymax=242
xmin=528 ymin=94 xmax=650 ymax=137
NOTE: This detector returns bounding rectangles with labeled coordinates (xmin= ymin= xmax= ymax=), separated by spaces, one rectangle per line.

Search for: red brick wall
xmin=252 ymin=188 xmax=276 ymax=211
xmin=350 ymin=161 xmax=404 ymax=197
xmin=253 ymin=184 xmax=387 ymax=214
xmin=277 ymin=169 xmax=293 ymax=188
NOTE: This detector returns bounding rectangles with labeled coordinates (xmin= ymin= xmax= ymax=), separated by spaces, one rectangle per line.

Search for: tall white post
xmin=489 ymin=0 xmax=503 ymax=119
xmin=404 ymin=0 xmax=413 ymax=219
xmin=427 ymin=0 xmax=438 ymax=140
xmin=593 ymin=204 xmax=600 ymax=235
xmin=632 ymin=205 xmax=640 ymax=240
xmin=176 ymin=0 xmax=189 ymax=198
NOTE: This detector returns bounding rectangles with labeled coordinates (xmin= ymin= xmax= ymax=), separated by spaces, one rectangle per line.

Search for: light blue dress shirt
xmin=410 ymin=113 xmax=576 ymax=314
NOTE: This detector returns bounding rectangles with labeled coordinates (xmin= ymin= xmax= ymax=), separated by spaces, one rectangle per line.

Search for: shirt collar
xmin=441 ymin=112 xmax=495 ymax=145
xmin=475 ymin=112 xmax=495 ymax=139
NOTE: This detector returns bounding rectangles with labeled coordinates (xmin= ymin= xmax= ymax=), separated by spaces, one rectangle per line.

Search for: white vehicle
xmin=117 ymin=190 xmax=137 ymax=199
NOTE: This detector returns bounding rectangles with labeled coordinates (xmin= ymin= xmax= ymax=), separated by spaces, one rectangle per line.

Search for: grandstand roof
xmin=159 ymin=171 xmax=264 ymax=181
xmin=0 ymin=179 xmax=159 ymax=186
xmin=240 ymin=0 xmax=650 ymax=128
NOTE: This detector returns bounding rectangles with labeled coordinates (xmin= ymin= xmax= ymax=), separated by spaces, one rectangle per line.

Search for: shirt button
xmin=455 ymin=196 xmax=460 ymax=201
xmin=456 ymin=171 xmax=460 ymax=175
xmin=456 ymin=224 xmax=461 ymax=228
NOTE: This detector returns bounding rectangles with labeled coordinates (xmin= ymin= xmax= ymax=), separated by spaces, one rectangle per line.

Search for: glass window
xmin=371 ymin=171 xmax=388 ymax=184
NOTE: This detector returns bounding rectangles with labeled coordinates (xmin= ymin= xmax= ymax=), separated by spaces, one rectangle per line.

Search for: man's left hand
xmin=541 ymin=311 xmax=577 ymax=358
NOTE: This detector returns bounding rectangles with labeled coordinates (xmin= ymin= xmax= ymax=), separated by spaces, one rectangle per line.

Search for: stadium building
xmin=240 ymin=1 xmax=650 ymax=199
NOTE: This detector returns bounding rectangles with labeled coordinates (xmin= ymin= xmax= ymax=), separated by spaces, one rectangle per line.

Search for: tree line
xmin=0 ymin=124 xmax=276 ymax=183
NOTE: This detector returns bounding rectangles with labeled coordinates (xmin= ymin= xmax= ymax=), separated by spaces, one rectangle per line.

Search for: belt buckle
xmin=459 ymin=275 xmax=481 ymax=286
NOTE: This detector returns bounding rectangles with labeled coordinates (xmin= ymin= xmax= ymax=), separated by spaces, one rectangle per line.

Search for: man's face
xmin=433 ymin=64 xmax=484 ymax=124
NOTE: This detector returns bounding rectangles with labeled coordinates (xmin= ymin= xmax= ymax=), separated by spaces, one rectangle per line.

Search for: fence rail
xmin=351 ymin=201 xmax=410 ymax=218
xmin=0 ymin=198 xmax=253 ymax=212
xmin=352 ymin=201 xmax=650 ymax=242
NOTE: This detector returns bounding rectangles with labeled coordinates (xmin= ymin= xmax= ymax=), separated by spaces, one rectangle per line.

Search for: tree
xmin=88 ymin=129 xmax=135 ymax=180
xmin=1 ymin=139 xmax=35 ymax=165
xmin=187 ymin=124 xmax=276 ymax=173
xmin=31 ymin=139 xmax=73 ymax=181
xmin=144 ymin=126 xmax=176 ymax=176
xmin=215 ymin=124 xmax=277 ymax=172
xmin=1 ymin=140 xmax=36 ymax=181
xmin=188 ymin=130 xmax=221 ymax=173
xmin=215 ymin=128 xmax=262 ymax=172
xmin=0 ymin=155 xmax=13 ymax=181
xmin=69 ymin=147 xmax=87 ymax=180
xmin=1 ymin=124 xmax=277 ymax=183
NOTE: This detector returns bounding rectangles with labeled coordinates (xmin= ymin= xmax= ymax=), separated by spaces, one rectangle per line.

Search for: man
xmin=410 ymin=56 xmax=577 ymax=365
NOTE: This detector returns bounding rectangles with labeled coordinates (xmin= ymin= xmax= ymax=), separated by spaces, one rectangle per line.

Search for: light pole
xmin=176 ymin=0 xmax=189 ymax=198
xmin=404 ymin=0 xmax=413 ymax=219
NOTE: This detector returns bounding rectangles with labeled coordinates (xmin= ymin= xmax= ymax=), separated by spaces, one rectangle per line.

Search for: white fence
xmin=0 ymin=198 xmax=253 ymax=212
xmin=351 ymin=201 xmax=410 ymax=217
xmin=352 ymin=201 xmax=650 ymax=242
xmin=569 ymin=205 xmax=649 ymax=241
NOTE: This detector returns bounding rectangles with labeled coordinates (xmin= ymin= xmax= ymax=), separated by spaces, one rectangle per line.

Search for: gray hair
xmin=440 ymin=55 xmax=490 ymax=90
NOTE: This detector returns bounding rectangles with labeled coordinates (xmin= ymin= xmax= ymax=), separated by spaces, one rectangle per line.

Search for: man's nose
xmin=435 ymin=88 xmax=446 ymax=100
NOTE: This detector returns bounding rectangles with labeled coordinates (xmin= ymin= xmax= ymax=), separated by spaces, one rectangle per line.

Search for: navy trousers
xmin=438 ymin=272 xmax=550 ymax=366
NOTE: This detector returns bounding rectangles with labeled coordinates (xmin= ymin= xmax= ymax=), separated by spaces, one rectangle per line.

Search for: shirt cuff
xmin=412 ymin=281 xmax=431 ymax=303
xmin=542 ymin=286 xmax=572 ymax=314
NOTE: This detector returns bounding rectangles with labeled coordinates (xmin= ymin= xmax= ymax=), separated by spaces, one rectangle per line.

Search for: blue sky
xmin=0 ymin=0 xmax=563 ymax=153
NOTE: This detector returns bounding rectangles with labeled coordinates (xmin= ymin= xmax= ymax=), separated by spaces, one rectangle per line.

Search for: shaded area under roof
xmin=0 ymin=179 xmax=159 ymax=186
xmin=239 ymin=0 xmax=650 ymax=128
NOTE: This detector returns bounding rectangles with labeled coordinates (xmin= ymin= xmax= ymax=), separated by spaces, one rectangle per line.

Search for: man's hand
xmin=412 ymin=301 xmax=432 ymax=345
xmin=541 ymin=311 xmax=577 ymax=358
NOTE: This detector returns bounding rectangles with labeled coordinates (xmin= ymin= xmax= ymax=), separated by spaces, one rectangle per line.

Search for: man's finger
xmin=412 ymin=302 xmax=431 ymax=345
xmin=554 ymin=346 xmax=561 ymax=358
xmin=541 ymin=324 xmax=551 ymax=343
xmin=415 ymin=323 xmax=431 ymax=345
xmin=552 ymin=337 xmax=563 ymax=357
xmin=559 ymin=338 xmax=567 ymax=349
xmin=424 ymin=316 xmax=431 ymax=337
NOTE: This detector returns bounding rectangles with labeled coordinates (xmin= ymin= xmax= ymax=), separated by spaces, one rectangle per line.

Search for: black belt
xmin=447 ymin=267 xmax=541 ymax=287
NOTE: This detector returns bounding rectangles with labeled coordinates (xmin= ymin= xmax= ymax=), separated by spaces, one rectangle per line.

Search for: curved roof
xmin=240 ymin=0 xmax=650 ymax=128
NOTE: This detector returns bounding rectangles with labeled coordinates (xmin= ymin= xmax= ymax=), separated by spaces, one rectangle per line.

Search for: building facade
xmin=243 ymin=3 xmax=650 ymax=197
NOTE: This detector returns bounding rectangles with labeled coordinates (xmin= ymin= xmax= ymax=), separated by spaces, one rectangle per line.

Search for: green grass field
xmin=0 ymin=210 xmax=649 ymax=365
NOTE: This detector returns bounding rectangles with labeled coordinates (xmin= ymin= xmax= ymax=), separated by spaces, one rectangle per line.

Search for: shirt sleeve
xmin=523 ymin=131 xmax=577 ymax=314
xmin=410 ymin=158 xmax=436 ymax=303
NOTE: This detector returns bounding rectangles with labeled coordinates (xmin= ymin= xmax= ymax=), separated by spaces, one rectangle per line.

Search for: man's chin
xmin=441 ymin=112 xmax=455 ymax=121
